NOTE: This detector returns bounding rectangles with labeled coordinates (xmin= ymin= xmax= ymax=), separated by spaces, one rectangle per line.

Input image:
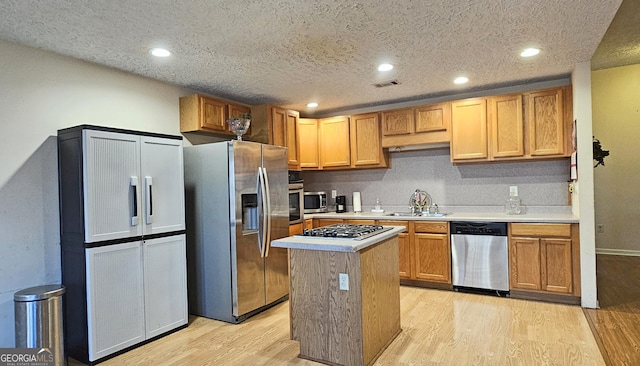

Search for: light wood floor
xmin=71 ymin=286 xmax=604 ymax=366
xmin=584 ymin=254 xmax=640 ymax=366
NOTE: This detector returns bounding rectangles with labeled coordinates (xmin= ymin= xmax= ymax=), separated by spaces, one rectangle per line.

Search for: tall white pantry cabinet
xmin=58 ymin=125 xmax=188 ymax=364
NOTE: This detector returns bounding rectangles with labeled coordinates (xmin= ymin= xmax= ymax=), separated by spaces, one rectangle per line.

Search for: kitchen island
xmin=271 ymin=225 xmax=406 ymax=366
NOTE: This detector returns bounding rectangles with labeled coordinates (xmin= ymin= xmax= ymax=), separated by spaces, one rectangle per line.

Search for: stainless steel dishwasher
xmin=450 ymin=222 xmax=509 ymax=294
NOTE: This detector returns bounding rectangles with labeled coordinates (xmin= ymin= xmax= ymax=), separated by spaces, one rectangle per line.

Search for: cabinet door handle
xmin=145 ymin=176 xmax=153 ymax=224
xmin=130 ymin=176 xmax=139 ymax=226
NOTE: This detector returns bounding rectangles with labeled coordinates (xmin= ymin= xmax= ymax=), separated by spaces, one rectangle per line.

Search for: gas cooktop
xmin=300 ymin=224 xmax=392 ymax=240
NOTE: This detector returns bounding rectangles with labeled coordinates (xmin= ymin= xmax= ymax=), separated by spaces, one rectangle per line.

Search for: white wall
xmin=0 ymin=39 xmax=194 ymax=346
xmin=572 ymin=62 xmax=597 ymax=308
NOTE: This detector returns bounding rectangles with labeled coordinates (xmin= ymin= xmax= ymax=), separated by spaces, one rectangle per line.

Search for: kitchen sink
xmin=421 ymin=213 xmax=450 ymax=217
xmin=387 ymin=212 xmax=417 ymax=217
xmin=386 ymin=212 xmax=449 ymax=217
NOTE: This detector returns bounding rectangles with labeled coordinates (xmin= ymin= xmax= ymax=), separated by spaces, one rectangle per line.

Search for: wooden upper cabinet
xmin=201 ymin=97 xmax=227 ymax=132
xmin=319 ymin=116 xmax=351 ymax=169
xmin=180 ymin=94 xmax=231 ymax=134
xmin=228 ymin=103 xmax=251 ymax=119
xmin=415 ymin=103 xmax=449 ymax=133
xmin=450 ymin=98 xmax=488 ymax=161
xmin=489 ymin=94 xmax=524 ymax=158
xmin=250 ymin=105 xmax=301 ymax=169
xmin=301 ymin=114 xmax=387 ymax=171
xmin=299 ymin=118 xmax=319 ymax=169
xmin=286 ymin=110 xmax=301 ymax=169
xmin=526 ymin=88 xmax=565 ymax=156
xmin=381 ymin=108 xmax=413 ymax=136
xmin=350 ymin=112 xmax=386 ymax=168
xmin=381 ymin=103 xmax=450 ymax=148
xmin=449 ymin=86 xmax=571 ymax=163
xmin=271 ymin=107 xmax=287 ymax=147
xmin=180 ymin=94 xmax=261 ymax=141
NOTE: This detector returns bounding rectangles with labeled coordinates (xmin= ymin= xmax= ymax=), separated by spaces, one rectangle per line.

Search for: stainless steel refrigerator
xmin=184 ymin=140 xmax=290 ymax=323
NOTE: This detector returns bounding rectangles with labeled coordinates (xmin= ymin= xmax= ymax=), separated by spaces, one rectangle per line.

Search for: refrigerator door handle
xmin=258 ymin=167 xmax=268 ymax=258
xmin=263 ymin=167 xmax=272 ymax=257
xmin=145 ymin=176 xmax=153 ymax=224
xmin=130 ymin=176 xmax=139 ymax=226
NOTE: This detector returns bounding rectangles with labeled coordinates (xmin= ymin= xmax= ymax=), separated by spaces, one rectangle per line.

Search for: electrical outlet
xmin=597 ymin=224 xmax=605 ymax=233
xmin=331 ymin=189 xmax=337 ymax=199
xmin=509 ymin=186 xmax=518 ymax=197
xmin=339 ymin=273 xmax=349 ymax=291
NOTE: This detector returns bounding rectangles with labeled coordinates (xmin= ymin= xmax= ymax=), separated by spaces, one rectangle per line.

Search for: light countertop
xmin=305 ymin=211 xmax=579 ymax=223
xmin=271 ymin=226 xmax=406 ymax=252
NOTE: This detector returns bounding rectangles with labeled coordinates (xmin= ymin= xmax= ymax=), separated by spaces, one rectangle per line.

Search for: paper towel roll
xmin=353 ymin=192 xmax=362 ymax=213
xmin=570 ymin=151 xmax=577 ymax=180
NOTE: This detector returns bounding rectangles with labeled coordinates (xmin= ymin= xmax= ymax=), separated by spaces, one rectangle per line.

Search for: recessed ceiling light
xmin=453 ymin=76 xmax=469 ymax=84
xmin=378 ymin=63 xmax=394 ymax=72
xmin=520 ymin=48 xmax=540 ymax=57
xmin=307 ymin=102 xmax=318 ymax=108
xmin=150 ymin=48 xmax=172 ymax=57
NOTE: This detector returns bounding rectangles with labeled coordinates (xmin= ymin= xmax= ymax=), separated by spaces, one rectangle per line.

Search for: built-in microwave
xmin=288 ymin=171 xmax=304 ymax=224
xmin=304 ymin=191 xmax=328 ymax=214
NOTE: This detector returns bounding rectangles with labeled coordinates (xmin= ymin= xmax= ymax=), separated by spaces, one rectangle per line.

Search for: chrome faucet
xmin=409 ymin=189 xmax=431 ymax=214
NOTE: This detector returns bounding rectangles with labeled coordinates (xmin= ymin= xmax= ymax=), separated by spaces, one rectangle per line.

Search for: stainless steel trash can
xmin=14 ymin=284 xmax=66 ymax=366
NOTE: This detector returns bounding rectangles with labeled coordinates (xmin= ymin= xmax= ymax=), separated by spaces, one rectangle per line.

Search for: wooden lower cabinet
xmin=304 ymin=219 xmax=313 ymax=230
xmin=414 ymin=233 xmax=450 ymax=283
xmin=412 ymin=222 xmax=450 ymax=284
xmin=379 ymin=220 xmax=410 ymax=279
xmin=509 ymin=223 xmax=578 ymax=300
xmin=379 ymin=220 xmax=450 ymax=285
xmin=312 ymin=218 xmax=450 ymax=284
xmin=313 ymin=218 xmax=344 ymax=227
xmin=288 ymin=236 xmax=400 ymax=366
xmin=289 ymin=222 xmax=304 ymax=236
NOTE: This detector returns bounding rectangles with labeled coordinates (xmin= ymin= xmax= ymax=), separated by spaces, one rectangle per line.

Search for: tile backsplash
xmin=303 ymin=148 xmax=571 ymax=213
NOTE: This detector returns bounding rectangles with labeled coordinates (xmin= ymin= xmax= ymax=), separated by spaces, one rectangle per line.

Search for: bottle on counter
xmin=505 ymin=195 xmax=522 ymax=215
xmin=371 ymin=198 xmax=384 ymax=213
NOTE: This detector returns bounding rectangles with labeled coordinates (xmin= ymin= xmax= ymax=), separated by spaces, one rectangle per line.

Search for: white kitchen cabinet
xmin=140 ymin=136 xmax=185 ymax=235
xmin=59 ymin=125 xmax=187 ymax=364
xmin=83 ymin=130 xmax=185 ymax=242
xmin=143 ymin=235 xmax=188 ymax=338
xmin=84 ymin=235 xmax=188 ymax=361
xmin=85 ymin=242 xmax=145 ymax=361
xmin=83 ymin=130 xmax=142 ymax=242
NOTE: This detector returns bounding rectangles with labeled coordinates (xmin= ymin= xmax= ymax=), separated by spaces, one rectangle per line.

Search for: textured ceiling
xmin=592 ymin=0 xmax=640 ymax=70
xmin=0 ymin=0 xmax=625 ymax=116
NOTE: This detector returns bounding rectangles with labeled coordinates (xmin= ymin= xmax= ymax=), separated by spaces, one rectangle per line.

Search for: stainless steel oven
xmin=288 ymin=171 xmax=304 ymax=224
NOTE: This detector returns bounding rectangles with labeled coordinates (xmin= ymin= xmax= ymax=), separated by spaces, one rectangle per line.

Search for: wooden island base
xmin=288 ymin=236 xmax=401 ymax=366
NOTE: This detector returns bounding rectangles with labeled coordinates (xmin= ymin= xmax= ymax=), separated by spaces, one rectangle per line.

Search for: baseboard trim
xmin=595 ymin=248 xmax=640 ymax=257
